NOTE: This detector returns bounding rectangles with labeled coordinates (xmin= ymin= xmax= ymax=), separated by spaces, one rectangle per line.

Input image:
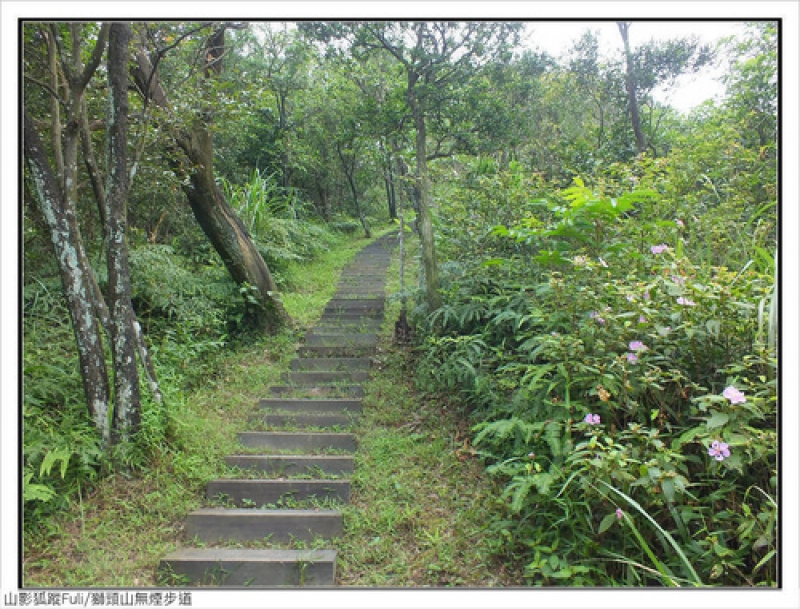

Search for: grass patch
xmin=336 ymin=345 xmax=522 ymax=587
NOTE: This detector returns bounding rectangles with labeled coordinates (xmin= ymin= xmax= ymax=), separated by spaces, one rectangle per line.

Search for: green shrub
xmin=413 ymin=170 xmax=777 ymax=586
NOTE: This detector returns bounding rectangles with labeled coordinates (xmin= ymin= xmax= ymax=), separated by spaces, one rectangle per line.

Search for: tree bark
xmin=617 ymin=22 xmax=648 ymax=154
xmin=24 ymin=111 xmax=113 ymax=446
xmin=105 ymin=23 xmax=142 ymax=444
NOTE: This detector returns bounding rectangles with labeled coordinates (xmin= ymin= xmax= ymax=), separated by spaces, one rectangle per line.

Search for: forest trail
xmin=159 ymin=233 xmax=397 ymax=587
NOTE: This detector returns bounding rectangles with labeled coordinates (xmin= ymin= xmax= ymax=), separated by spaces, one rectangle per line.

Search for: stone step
xmin=159 ymin=548 xmax=336 ymax=587
xmin=185 ymin=508 xmax=342 ymax=543
xmin=317 ymin=312 xmax=384 ymax=322
xmin=324 ymin=300 xmax=384 ymax=313
xmin=283 ymin=370 xmax=370 ymax=385
xmin=207 ymin=479 xmax=351 ymax=505
xmin=304 ymin=333 xmax=378 ymax=347
xmin=312 ymin=323 xmax=383 ymax=333
xmin=238 ymin=431 xmax=357 ymax=452
xmin=324 ymin=303 xmax=384 ymax=312
xmin=298 ymin=345 xmax=377 ymax=358
xmin=290 ymin=357 xmax=372 ymax=372
xmin=307 ymin=325 xmax=381 ymax=335
xmin=225 ymin=454 xmax=354 ymax=476
xmin=258 ymin=398 xmax=362 ymax=414
xmin=268 ymin=385 xmax=365 ymax=398
xmin=255 ymin=412 xmax=358 ymax=429
xmin=314 ymin=317 xmax=384 ymax=326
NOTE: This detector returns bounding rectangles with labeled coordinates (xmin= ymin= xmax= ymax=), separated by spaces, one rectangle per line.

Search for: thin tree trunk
xmin=336 ymin=143 xmax=371 ymax=239
xmin=617 ymin=22 xmax=647 ymax=154
xmin=407 ymin=71 xmax=441 ymax=311
xmin=24 ymin=111 xmax=113 ymax=446
xmin=105 ymin=23 xmax=142 ymax=444
xmin=379 ymin=141 xmax=397 ymax=220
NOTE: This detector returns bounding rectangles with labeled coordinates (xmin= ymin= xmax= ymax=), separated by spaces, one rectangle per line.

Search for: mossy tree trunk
xmin=105 ymin=23 xmax=142 ymax=444
xmin=24 ymin=111 xmax=113 ymax=446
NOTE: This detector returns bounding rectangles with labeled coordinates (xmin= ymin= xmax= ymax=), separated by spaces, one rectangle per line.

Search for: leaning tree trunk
xmin=105 ymin=23 xmax=142 ymax=444
xmin=181 ymin=119 xmax=290 ymax=331
xmin=132 ymin=24 xmax=290 ymax=334
xmin=24 ymin=111 xmax=113 ymax=446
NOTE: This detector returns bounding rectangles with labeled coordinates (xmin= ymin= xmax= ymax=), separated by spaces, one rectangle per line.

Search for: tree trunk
xmin=380 ymin=142 xmax=397 ymax=220
xmin=617 ymin=22 xmax=647 ymax=154
xmin=131 ymin=25 xmax=290 ymax=334
xmin=105 ymin=23 xmax=142 ymax=444
xmin=336 ymin=143 xmax=371 ymax=239
xmin=407 ymin=71 xmax=442 ymax=311
xmin=24 ymin=111 xmax=113 ymax=446
xmin=182 ymin=120 xmax=290 ymax=331
xmin=318 ymin=185 xmax=332 ymax=221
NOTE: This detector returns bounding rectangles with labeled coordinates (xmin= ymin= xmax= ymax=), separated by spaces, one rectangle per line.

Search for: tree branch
xmin=76 ymin=22 xmax=110 ymax=90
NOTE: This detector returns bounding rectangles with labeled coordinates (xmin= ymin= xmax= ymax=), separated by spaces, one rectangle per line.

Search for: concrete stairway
xmin=159 ymin=233 xmax=396 ymax=587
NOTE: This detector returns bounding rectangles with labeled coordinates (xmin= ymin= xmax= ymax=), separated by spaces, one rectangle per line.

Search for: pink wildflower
xmin=584 ymin=413 xmax=601 ymax=425
xmin=651 ymin=244 xmax=669 ymax=254
xmin=722 ymin=386 xmax=746 ymax=405
xmin=708 ymin=440 xmax=731 ymax=461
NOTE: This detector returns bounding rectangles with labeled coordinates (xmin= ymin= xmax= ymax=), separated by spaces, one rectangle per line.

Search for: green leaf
xmin=706 ymin=411 xmax=729 ymax=429
xmin=598 ymin=512 xmax=618 ymax=534
xmin=661 ymin=478 xmax=676 ymax=503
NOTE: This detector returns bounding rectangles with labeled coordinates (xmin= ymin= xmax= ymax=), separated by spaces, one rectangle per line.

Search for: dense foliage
xmin=409 ymin=24 xmax=778 ymax=586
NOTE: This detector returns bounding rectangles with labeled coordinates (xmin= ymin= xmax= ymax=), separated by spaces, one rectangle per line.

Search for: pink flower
xmin=651 ymin=244 xmax=669 ymax=254
xmin=643 ymin=291 xmax=651 ymax=301
xmin=584 ymin=413 xmax=601 ymax=425
xmin=629 ymin=341 xmax=647 ymax=351
xmin=677 ymin=297 xmax=696 ymax=306
xmin=672 ymin=275 xmax=685 ymax=285
xmin=638 ymin=315 xmax=647 ymax=324
xmin=616 ymin=508 xmax=624 ymax=519
xmin=708 ymin=440 xmax=731 ymax=461
xmin=675 ymin=219 xmax=685 ymax=227
xmin=626 ymin=352 xmax=638 ymax=364
xmin=722 ymin=386 xmax=746 ymax=404
xmin=590 ymin=311 xmax=606 ymax=324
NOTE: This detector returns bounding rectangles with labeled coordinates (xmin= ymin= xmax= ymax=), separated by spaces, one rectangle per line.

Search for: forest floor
xmin=22 ymin=229 xmax=522 ymax=588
